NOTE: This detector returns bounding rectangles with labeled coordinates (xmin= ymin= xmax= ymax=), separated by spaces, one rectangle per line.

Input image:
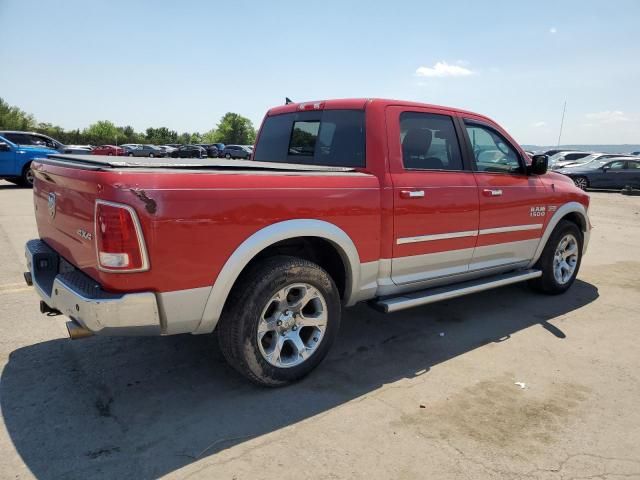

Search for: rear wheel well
xmin=233 ymin=237 xmax=348 ymax=301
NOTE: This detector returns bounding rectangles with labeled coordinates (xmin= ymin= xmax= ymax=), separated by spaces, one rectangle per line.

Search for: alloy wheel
xmin=257 ymin=283 xmax=327 ymax=368
xmin=553 ymin=234 xmax=579 ymax=285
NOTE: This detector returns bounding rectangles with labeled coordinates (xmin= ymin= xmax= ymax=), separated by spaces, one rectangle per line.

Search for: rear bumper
xmin=25 ymin=239 xmax=161 ymax=336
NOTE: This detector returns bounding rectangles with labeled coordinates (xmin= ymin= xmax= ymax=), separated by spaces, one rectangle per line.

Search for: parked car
xmin=195 ymin=144 xmax=219 ymax=157
xmin=557 ymin=157 xmax=640 ymax=190
xmin=548 ymin=151 xmax=591 ymax=169
xmin=542 ymin=149 xmax=566 ymax=157
xmin=92 ymin=145 xmax=126 ymax=156
xmin=170 ymin=145 xmax=208 ymax=158
xmin=211 ymin=143 xmax=225 ymax=156
xmin=159 ymin=145 xmax=177 ymax=155
xmin=221 ymin=144 xmax=251 ymax=159
xmin=0 ymin=135 xmax=55 ymax=186
xmin=124 ymin=144 xmax=166 ymax=157
xmin=553 ymin=153 xmax=636 ymax=170
xmin=24 ymin=98 xmax=591 ymax=386
xmin=0 ymin=130 xmax=64 ymax=152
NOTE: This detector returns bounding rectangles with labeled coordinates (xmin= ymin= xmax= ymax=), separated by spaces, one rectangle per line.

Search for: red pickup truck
xmin=25 ymin=98 xmax=590 ymax=386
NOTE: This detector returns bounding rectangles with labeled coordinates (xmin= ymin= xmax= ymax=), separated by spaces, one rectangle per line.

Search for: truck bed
xmin=42 ymin=154 xmax=358 ymax=173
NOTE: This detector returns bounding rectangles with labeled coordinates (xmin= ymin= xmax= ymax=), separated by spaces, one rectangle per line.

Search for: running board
xmin=373 ymin=269 xmax=542 ymax=313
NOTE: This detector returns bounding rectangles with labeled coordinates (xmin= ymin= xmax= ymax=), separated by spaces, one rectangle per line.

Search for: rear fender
xmin=194 ymin=219 xmax=363 ymax=334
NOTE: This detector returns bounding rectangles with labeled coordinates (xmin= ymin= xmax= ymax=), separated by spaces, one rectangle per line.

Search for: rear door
xmin=625 ymin=160 xmax=640 ymax=187
xmin=388 ymin=106 xmax=479 ymax=285
xmin=461 ymin=119 xmax=546 ymax=271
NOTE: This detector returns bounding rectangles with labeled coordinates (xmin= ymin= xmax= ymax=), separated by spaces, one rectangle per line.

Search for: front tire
xmin=217 ymin=256 xmax=341 ymax=387
xmin=529 ymin=220 xmax=583 ymax=294
xmin=17 ymin=163 xmax=34 ymax=187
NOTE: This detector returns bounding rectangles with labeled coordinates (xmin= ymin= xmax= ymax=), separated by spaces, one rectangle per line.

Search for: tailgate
xmin=33 ymin=162 xmax=101 ymax=274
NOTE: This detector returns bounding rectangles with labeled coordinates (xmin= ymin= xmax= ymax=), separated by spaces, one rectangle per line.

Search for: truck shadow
xmin=1 ymin=280 xmax=598 ymax=479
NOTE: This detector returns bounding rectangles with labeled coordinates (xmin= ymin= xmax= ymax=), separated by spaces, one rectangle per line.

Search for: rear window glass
xmin=254 ymin=109 xmax=365 ymax=167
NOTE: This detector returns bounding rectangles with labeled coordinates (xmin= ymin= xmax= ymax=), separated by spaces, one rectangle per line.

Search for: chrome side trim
xmin=469 ymin=238 xmax=540 ymax=271
xmin=478 ymin=224 xmax=543 ymax=235
xmin=397 ymin=224 xmax=543 ymax=244
xmin=94 ymin=199 xmax=150 ymax=273
xmin=391 ymin=247 xmax=474 ymax=285
xmin=527 ymin=202 xmax=590 ymax=268
xmin=195 ymin=219 xmax=362 ymax=334
xmin=375 ymin=269 xmax=542 ymax=313
xmin=397 ymin=230 xmax=478 ymax=245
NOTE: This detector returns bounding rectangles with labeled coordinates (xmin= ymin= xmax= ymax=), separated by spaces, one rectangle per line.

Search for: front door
xmin=388 ymin=107 xmax=479 ymax=285
xmin=461 ymin=119 xmax=546 ymax=271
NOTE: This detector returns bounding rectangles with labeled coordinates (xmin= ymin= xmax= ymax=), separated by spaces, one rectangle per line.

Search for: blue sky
xmin=1 ymin=0 xmax=638 ymax=145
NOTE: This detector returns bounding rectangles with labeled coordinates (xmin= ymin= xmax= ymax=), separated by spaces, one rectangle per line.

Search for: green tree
xmin=0 ymin=97 xmax=37 ymax=130
xmin=213 ymin=113 xmax=256 ymax=145
xmin=201 ymin=128 xmax=217 ymax=143
xmin=83 ymin=120 xmax=119 ymax=145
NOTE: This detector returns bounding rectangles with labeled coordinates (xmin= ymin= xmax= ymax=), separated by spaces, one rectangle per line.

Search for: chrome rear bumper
xmin=25 ymin=239 xmax=161 ymax=336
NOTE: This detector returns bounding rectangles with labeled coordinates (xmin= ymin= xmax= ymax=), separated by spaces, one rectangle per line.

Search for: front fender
xmin=527 ymin=201 xmax=590 ymax=268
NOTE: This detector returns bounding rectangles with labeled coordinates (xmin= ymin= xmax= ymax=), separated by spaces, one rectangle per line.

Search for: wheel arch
xmin=528 ymin=201 xmax=590 ymax=268
xmin=194 ymin=219 xmax=362 ymax=334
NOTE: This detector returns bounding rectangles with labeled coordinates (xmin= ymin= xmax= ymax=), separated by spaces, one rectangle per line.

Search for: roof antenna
xmin=285 ymin=97 xmax=293 ymax=105
xmin=557 ymin=101 xmax=567 ymax=147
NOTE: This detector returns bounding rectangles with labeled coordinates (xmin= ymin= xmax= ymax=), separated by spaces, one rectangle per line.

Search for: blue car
xmin=0 ymin=135 xmax=57 ymax=186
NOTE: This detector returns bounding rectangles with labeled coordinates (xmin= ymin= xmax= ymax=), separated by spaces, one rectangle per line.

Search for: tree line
xmin=0 ymin=97 xmax=257 ymax=146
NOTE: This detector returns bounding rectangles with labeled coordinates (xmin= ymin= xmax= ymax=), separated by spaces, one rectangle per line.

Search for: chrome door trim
xmin=397 ymin=230 xmax=478 ymax=245
xmin=478 ymin=223 xmax=543 ymax=235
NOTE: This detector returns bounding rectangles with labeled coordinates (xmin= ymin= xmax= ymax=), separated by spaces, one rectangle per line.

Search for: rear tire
xmin=217 ymin=256 xmax=341 ymax=387
xmin=529 ymin=220 xmax=583 ymax=294
xmin=573 ymin=176 xmax=588 ymax=190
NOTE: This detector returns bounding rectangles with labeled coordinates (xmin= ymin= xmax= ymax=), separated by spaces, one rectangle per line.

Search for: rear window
xmin=254 ymin=109 xmax=365 ymax=167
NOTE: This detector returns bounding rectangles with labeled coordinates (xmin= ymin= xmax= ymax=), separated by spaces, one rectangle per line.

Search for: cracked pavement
xmin=0 ymin=181 xmax=639 ymax=479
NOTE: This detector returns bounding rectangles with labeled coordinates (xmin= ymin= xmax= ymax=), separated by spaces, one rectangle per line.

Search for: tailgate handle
xmin=400 ymin=190 xmax=425 ymax=199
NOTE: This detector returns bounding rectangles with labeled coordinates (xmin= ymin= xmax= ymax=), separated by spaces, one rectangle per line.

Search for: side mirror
xmin=602 ymin=166 xmax=610 ymax=172
xmin=528 ymin=154 xmax=548 ymax=175
xmin=0 ymin=141 xmax=11 ymax=152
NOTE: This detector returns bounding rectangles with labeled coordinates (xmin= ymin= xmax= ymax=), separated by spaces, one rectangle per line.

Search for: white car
xmin=548 ymin=151 xmax=592 ymax=169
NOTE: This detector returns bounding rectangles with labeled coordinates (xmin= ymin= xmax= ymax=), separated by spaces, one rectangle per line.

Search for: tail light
xmin=95 ymin=200 xmax=149 ymax=272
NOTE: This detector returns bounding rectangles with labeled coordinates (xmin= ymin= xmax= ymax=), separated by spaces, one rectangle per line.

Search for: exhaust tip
xmin=24 ymin=272 xmax=33 ymax=286
xmin=66 ymin=320 xmax=93 ymax=340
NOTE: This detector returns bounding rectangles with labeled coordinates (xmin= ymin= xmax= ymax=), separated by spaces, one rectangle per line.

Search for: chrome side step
xmin=373 ymin=269 xmax=542 ymax=313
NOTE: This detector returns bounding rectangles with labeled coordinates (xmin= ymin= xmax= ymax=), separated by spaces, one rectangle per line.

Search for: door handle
xmin=400 ymin=190 xmax=425 ymax=199
xmin=483 ymin=189 xmax=503 ymax=197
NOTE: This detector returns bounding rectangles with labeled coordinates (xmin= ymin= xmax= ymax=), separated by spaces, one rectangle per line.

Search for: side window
xmin=4 ymin=133 xmax=30 ymax=145
xmin=606 ymin=160 xmax=626 ymax=170
xmin=626 ymin=161 xmax=640 ymax=169
xmin=465 ymin=123 xmax=522 ymax=174
xmin=399 ymin=112 xmax=463 ymax=170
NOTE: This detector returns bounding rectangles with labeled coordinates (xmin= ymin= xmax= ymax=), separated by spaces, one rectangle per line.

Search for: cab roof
xmin=266 ymin=98 xmax=493 ymax=122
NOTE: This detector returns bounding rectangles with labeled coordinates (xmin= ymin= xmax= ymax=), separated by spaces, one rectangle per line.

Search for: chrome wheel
xmin=257 ymin=283 xmax=327 ymax=368
xmin=553 ymin=234 xmax=578 ymax=285
xmin=573 ymin=177 xmax=588 ymax=190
